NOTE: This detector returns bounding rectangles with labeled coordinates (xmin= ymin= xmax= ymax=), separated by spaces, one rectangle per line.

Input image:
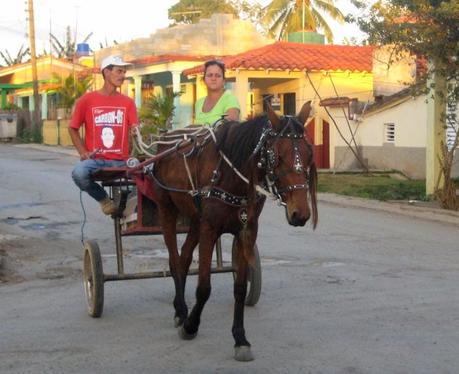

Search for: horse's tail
xmin=309 ymin=162 xmax=318 ymax=229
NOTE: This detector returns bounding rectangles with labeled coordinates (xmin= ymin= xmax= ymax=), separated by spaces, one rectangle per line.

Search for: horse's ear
xmin=297 ymin=100 xmax=312 ymax=126
xmin=266 ymin=101 xmax=281 ymax=129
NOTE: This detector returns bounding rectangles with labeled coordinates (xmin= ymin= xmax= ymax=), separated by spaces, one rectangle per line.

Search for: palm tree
xmin=54 ymin=73 xmax=92 ymax=116
xmin=262 ymin=0 xmax=345 ymax=42
xmin=0 ymin=45 xmax=30 ymax=66
xmin=139 ymin=92 xmax=179 ymax=135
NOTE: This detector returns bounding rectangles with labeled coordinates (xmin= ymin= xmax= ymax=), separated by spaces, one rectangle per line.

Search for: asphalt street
xmin=1 ymin=143 xmax=459 ymax=374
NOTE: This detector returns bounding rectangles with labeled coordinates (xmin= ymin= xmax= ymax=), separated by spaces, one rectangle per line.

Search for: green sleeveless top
xmin=194 ymin=90 xmax=240 ymax=125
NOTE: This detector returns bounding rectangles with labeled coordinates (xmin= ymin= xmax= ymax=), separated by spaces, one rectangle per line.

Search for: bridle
xmin=254 ymin=116 xmax=312 ymax=205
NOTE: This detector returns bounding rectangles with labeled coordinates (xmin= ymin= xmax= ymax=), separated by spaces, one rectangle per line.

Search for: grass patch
xmin=318 ymin=173 xmax=427 ymax=201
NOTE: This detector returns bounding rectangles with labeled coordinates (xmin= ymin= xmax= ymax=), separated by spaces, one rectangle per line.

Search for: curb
xmin=318 ymin=193 xmax=459 ymax=227
xmin=12 ymin=143 xmax=78 ymax=157
xmin=10 ymin=144 xmax=459 ymax=227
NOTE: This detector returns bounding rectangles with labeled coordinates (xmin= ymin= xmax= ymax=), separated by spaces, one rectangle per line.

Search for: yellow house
xmin=0 ymin=55 xmax=89 ymax=119
xmin=183 ymin=41 xmax=376 ymax=169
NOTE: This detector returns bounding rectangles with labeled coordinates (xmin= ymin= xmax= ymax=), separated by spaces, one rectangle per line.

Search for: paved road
xmin=1 ymin=144 xmax=459 ymax=374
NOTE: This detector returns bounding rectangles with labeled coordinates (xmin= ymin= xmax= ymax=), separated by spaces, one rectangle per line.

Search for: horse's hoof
xmin=234 ymin=346 xmax=254 ymax=362
xmin=178 ymin=326 xmax=197 ymax=340
xmin=174 ymin=316 xmax=184 ymax=328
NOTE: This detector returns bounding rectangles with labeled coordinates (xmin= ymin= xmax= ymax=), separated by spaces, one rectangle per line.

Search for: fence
xmin=42 ymin=119 xmax=83 ymax=146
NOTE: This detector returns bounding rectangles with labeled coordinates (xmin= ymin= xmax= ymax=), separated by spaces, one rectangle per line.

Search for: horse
xmin=147 ymin=101 xmax=318 ymax=361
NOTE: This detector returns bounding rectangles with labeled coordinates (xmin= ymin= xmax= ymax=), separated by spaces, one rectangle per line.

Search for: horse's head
xmin=261 ymin=101 xmax=318 ymax=228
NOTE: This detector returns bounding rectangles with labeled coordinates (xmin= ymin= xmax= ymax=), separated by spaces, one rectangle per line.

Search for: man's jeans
xmin=71 ymin=159 xmax=125 ymax=202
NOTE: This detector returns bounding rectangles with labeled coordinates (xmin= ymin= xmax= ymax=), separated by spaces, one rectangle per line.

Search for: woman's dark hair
xmin=204 ymin=60 xmax=225 ymax=78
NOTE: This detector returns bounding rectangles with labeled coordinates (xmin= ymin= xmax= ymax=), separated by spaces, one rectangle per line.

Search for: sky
xmin=0 ymin=0 xmax=366 ymax=58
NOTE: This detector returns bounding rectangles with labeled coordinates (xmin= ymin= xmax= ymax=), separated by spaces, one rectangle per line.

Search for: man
xmin=69 ymin=55 xmax=138 ymax=215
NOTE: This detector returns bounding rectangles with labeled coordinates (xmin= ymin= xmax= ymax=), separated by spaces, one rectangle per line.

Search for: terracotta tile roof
xmin=129 ymin=54 xmax=212 ymax=66
xmin=183 ymin=42 xmax=374 ymax=76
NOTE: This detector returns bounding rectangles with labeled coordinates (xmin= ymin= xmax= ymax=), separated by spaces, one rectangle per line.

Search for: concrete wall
xmin=372 ymin=46 xmax=416 ymax=97
xmin=330 ymin=95 xmax=459 ymax=179
xmin=42 ymin=119 xmax=81 ymax=146
xmin=95 ymin=14 xmax=272 ymax=63
xmin=334 ymin=145 xmax=426 ymax=178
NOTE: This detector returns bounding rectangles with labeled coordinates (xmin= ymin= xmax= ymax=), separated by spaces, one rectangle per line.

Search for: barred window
xmin=384 ymin=123 xmax=395 ymax=143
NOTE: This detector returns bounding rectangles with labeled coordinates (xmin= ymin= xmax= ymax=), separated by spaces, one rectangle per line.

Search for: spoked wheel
xmin=83 ymin=240 xmax=104 ymax=318
xmin=232 ymin=239 xmax=262 ymax=306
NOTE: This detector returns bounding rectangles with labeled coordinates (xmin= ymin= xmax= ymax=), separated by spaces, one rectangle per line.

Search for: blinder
xmin=255 ymin=116 xmax=311 ymax=204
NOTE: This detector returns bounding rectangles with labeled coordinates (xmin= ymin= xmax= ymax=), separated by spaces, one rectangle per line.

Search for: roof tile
xmin=183 ymin=41 xmax=374 ymax=75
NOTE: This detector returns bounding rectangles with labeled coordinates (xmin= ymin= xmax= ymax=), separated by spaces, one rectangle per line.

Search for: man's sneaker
xmin=100 ymin=197 xmax=117 ymax=215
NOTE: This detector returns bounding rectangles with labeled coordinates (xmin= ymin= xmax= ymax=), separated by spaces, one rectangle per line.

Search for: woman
xmin=194 ymin=60 xmax=240 ymax=125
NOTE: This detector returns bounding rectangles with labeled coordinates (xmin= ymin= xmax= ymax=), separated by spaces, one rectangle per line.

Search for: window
xmin=384 ymin=123 xmax=395 ymax=143
xmin=283 ymin=93 xmax=296 ymax=116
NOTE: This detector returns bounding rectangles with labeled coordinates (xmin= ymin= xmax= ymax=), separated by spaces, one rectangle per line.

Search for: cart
xmin=82 ymin=165 xmax=262 ymax=318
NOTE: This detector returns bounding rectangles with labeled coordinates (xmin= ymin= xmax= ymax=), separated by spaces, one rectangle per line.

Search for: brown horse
xmin=147 ymin=102 xmax=317 ymax=361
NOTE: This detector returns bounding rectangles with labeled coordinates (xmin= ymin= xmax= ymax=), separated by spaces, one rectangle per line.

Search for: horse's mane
xmin=215 ymin=116 xmax=269 ymax=169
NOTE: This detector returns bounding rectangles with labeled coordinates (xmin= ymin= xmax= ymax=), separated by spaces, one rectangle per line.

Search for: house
xmin=322 ymin=87 xmax=459 ymax=179
xmin=0 ymin=55 xmax=89 ymax=120
xmin=183 ymin=41 xmax=386 ymax=169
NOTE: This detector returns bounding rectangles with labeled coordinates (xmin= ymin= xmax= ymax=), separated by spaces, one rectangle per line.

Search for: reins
xmin=137 ymin=116 xmax=313 ymax=208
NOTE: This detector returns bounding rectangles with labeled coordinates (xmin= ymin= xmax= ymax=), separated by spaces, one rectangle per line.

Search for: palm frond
xmin=312 ymin=10 xmax=334 ymax=42
xmin=314 ymin=0 xmax=345 ymax=23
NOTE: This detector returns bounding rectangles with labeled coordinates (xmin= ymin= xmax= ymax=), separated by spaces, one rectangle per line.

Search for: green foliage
xmin=350 ymin=0 xmax=459 ymax=209
xmin=318 ymin=173 xmax=427 ymax=201
xmin=139 ymin=92 xmax=179 ymax=136
xmin=2 ymin=103 xmax=20 ymax=111
xmin=168 ymin=0 xmax=263 ymax=29
xmin=19 ymin=127 xmax=43 ymax=144
xmin=351 ymin=0 xmax=459 ymax=100
xmin=0 ymin=45 xmax=30 ymax=67
xmin=168 ymin=0 xmax=239 ymax=24
xmin=54 ymin=73 xmax=92 ymax=110
xmin=262 ymin=0 xmax=345 ymax=42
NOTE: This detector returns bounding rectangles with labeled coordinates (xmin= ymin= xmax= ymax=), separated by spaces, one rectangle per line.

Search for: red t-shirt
xmin=70 ymin=91 xmax=138 ymax=160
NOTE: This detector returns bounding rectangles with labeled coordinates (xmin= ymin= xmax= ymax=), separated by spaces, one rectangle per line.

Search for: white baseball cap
xmin=100 ymin=55 xmax=132 ymax=71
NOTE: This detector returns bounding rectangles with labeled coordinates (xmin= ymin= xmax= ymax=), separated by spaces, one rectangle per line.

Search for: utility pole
xmin=28 ymin=0 xmax=42 ymax=137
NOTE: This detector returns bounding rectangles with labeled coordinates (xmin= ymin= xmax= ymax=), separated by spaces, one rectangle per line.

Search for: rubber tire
xmin=232 ymin=239 xmax=262 ymax=306
xmin=83 ymin=240 xmax=104 ymax=318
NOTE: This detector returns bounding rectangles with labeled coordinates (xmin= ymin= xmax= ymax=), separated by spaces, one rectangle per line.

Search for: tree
xmin=0 ymin=45 xmax=30 ymax=66
xmin=50 ymin=26 xmax=92 ymax=60
xmin=351 ymin=0 xmax=459 ymax=209
xmin=261 ymin=0 xmax=345 ymax=42
xmin=168 ymin=0 xmax=240 ymax=24
xmin=138 ymin=92 xmax=179 ymax=135
xmin=54 ymin=73 xmax=92 ymax=116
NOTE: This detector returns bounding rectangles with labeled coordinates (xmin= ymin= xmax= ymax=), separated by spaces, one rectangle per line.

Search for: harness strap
xmin=204 ymin=187 xmax=249 ymax=207
xmin=276 ymin=183 xmax=308 ymax=194
xmin=206 ymin=126 xmax=274 ymax=200
xmin=183 ymin=153 xmax=197 ymax=193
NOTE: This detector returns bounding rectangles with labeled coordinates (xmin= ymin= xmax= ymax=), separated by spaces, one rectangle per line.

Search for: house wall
xmin=0 ymin=57 xmax=86 ymax=119
xmin=95 ymin=14 xmax=272 ymax=63
xmin=331 ymin=95 xmax=459 ymax=179
xmin=262 ymin=71 xmax=373 ymax=150
xmin=372 ymin=46 xmax=417 ymax=97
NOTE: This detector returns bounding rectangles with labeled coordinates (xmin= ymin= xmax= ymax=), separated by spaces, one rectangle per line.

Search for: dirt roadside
xmin=0 ymin=229 xmax=82 ymax=284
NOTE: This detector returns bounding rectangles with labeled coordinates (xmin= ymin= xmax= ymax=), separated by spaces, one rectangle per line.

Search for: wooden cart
xmin=82 ymin=165 xmax=261 ymax=318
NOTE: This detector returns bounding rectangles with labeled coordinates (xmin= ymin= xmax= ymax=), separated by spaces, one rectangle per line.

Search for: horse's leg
xmin=179 ymin=223 xmax=217 ymax=340
xmin=157 ymin=203 xmax=188 ymax=326
xmin=174 ymin=217 xmax=200 ymax=327
xmin=232 ymin=231 xmax=256 ymax=361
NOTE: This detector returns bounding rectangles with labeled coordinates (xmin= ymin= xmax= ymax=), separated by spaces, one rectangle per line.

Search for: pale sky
xmin=0 ymin=0 xmax=365 ymax=58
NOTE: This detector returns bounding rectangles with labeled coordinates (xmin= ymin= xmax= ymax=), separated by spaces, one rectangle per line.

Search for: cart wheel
xmin=83 ymin=240 xmax=104 ymax=318
xmin=232 ymin=239 xmax=262 ymax=306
